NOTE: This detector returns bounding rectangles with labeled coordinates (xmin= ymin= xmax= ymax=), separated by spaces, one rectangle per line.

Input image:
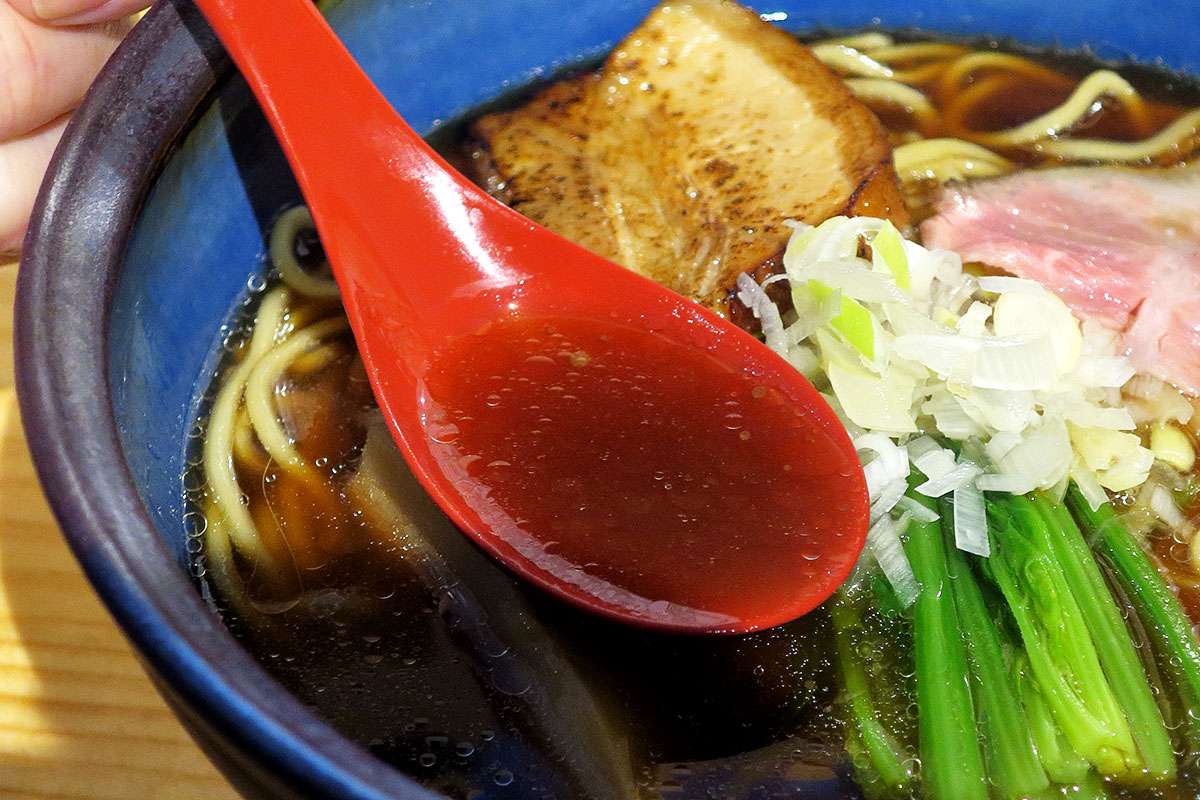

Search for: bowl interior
xmin=105 ymin=0 xmax=1199 ymax=791
xmin=111 ymin=0 xmax=1198 ymax=568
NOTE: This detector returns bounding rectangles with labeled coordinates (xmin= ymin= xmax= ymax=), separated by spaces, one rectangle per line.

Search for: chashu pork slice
xmin=466 ymin=0 xmax=908 ymax=316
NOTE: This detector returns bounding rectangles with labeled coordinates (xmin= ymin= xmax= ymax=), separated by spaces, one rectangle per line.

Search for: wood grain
xmin=0 ymin=263 xmax=240 ymax=799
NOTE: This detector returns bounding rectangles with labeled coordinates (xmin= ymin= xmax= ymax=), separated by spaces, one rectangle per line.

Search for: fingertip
xmin=0 ymin=225 xmax=28 ymax=258
xmin=0 ymin=115 xmax=70 ymax=258
xmin=13 ymin=0 xmax=148 ymax=26
xmin=4 ymin=1 xmax=38 ymax=20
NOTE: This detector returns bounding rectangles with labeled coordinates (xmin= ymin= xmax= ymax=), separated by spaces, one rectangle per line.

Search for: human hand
xmin=1 ymin=0 xmax=150 ymax=255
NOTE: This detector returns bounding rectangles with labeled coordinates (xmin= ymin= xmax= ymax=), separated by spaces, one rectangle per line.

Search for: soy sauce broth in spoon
xmin=424 ymin=315 xmax=866 ymax=633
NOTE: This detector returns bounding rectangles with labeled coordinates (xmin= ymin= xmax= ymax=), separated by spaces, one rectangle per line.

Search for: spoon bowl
xmin=192 ymin=0 xmax=868 ymax=633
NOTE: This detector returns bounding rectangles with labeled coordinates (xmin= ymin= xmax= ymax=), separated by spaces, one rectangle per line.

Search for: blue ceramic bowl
xmin=14 ymin=0 xmax=1199 ymax=797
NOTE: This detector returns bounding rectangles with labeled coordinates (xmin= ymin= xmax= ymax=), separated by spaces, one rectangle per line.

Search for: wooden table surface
xmin=0 ymin=262 xmax=241 ymax=799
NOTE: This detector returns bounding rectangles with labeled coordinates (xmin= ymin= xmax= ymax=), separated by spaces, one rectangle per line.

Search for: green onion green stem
xmin=1067 ymin=485 xmax=1200 ymax=750
xmin=904 ymin=488 xmax=988 ymax=800
xmin=830 ymin=592 xmax=914 ymax=797
xmin=1031 ymin=493 xmax=1175 ymax=782
xmin=1015 ymin=652 xmax=1091 ymax=784
xmin=984 ymin=496 xmax=1139 ymax=778
xmin=939 ymin=496 xmax=1049 ymax=799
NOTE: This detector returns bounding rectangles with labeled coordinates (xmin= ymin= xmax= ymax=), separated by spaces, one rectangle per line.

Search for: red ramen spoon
xmin=193 ymin=0 xmax=868 ymax=634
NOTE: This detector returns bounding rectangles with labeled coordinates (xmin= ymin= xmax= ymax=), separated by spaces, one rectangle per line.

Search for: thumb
xmin=0 ymin=115 xmax=69 ymax=256
xmin=7 ymin=0 xmax=150 ymax=26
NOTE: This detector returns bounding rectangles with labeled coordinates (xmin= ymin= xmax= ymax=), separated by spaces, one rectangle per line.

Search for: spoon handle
xmin=191 ymin=0 xmax=528 ymax=316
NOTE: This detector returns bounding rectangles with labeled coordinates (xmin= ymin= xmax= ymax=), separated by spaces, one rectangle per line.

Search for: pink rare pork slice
xmin=922 ymin=166 xmax=1200 ymax=395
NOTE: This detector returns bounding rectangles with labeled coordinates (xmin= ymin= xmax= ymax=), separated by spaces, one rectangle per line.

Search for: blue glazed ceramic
xmin=15 ymin=0 xmax=1200 ymax=798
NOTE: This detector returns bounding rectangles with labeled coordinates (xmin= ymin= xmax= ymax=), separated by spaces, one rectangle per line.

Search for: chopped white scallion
xmin=826 ymin=358 xmax=918 ymax=434
xmin=1055 ymin=399 xmax=1136 ymax=431
xmin=906 ymin=435 xmax=942 ymax=460
xmin=786 ymin=345 xmax=821 ymax=379
xmin=870 ymin=478 xmax=909 ymax=523
xmin=935 ymin=273 xmax=978 ymax=315
xmin=738 ymin=215 xmax=1166 ymax=512
xmin=866 ymin=514 xmax=919 ymax=608
xmin=786 ymin=287 xmax=842 ymax=344
xmin=990 ymin=291 xmax=1082 ymax=375
xmin=855 ymin=433 xmax=910 ymax=498
xmin=916 ymin=462 xmax=983 ymax=498
xmin=1072 ymin=355 xmax=1136 ymax=389
xmin=894 ymin=334 xmax=978 ymax=383
xmin=1070 ymin=459 xmax=1110 ymax=512
xmin=799 ymin=260 xmax=909 ymax=303
xmin=896 ymin=494 xmax=940 ymax=522
xmin=991 ymin=416 xmax=1072 ymax=495
xmin=985 ymin=431 xmax=1023 ymax=464
xmin=953 ymin=481 xmax=990 ymax=556
xmin=736 ymin=272 xmax=788 ymax=357
xmin=976 ymin=473 xmax=1032 ymax=493
xmin=956 ymin=301 xmax=992 ymax=337
xmin=974 ymin=336 xmax=1059 ymax=391
xmin=900 ymin=240 xmax=938 ymax=301
xmin=1049 ymin=472 xmax=1071 ymax=503
xmin=961 ymin=388 xmax=1037 ymax=433
xmin=977 ymin=276 xmax=1046 ymax=295
xmin=911 ymin=446 xmax=957 ymax=482
xmin=923 ymin=391 xmax=985 ymax=440
xmin=1125 ymin=376 xmax=1194 ymax=425
xmin=1150 ymin=484 xmax=1188 ymax=530
xmin=1126 ymin=374 xmax=1168 ymax=400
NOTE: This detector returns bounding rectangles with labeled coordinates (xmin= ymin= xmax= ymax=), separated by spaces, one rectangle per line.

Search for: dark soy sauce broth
xmin=189 ymin=31 xmax=1200 ymax=800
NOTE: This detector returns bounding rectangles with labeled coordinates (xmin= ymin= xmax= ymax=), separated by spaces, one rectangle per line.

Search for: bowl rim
xmin=14 ymin=1 xmax=444 ymax=798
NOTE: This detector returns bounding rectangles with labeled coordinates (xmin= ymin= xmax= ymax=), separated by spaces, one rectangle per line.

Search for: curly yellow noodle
xmin=845 ymin=78 xmax=939 ymax=129
xmin=812 ymin=32 xmax=894 ymax=51
xmin=938 ymin=51 xmax=1074 ymax=97
xmin=889 ymin=61 xmax=959 ymax=85
xmin=970 ymin=70 xmax=1146 ymax=146
xmin=202 ymin=287 xmax=289 ymax=573
xmin=894 ymin=137 xmax=1016 ymax=185
xmin=232 ymin=408 xmax=268 ymax=472
xmin=202 ymin=515 xmax=244 ymax=607
xmin=1039 ymin=108 xmax=1200 ymax=162
xmin=288 ymin=341 xmax=344 ymax=377
xmin=810 ymin=43 xmax=894 ymax=78
xmin=243 ymin=315 xmax=351 ymax=471
xmin=1163 ymin=552 xmax=1200 ymax=585
xmin=940 ymin=73 xmax=1035 ymax=144
xmin=868 ymin=42 xmax=970 ymax=64
xmin=270 ymin=205 xmax=340 ymax=298
xmin=205 ymin=301 xmax=352 ymax=595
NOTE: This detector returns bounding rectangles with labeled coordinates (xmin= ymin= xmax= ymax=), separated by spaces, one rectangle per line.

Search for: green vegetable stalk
xmin=1072 ymin=771 xmax=1113 ymax=800
xmin=983 ymin=497 xmax=1140 ymax=778
xmin=830 ymin=591 xmax=914 ymax=798
xmin=939 ymin=497 xmax=1049 ymax=799
xmin=1032 ymin=494 xmax=1175 ymax=782
xmin=1067 ymin=486 xmax=1200 ymax=750
xmin=1014 ymin=653 xmax=1091 ymax=785
xmin=904 ymin=487 xmax=988 ymax=800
